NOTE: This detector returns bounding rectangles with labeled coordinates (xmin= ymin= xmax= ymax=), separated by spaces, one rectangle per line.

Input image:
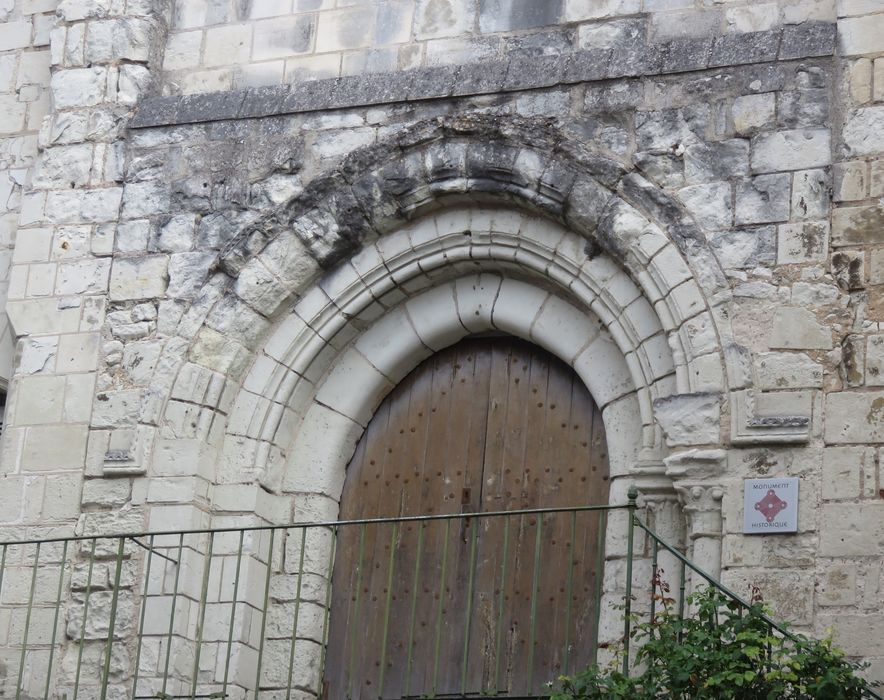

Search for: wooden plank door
xmin=323 ymin=337 xmax=611 ymax=699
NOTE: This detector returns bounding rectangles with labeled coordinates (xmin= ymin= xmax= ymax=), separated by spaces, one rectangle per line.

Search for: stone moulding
xmin=146 ymin=115 xmax=814 ymax=496
xmin=730 ymin=388 xmax=813 ymax=445
xmin=130 ymin=22 xmax=835 ymax=130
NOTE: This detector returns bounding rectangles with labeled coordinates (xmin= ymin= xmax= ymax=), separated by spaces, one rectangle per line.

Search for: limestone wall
xmin=0 ymin=0 xmax=55 ymax=390
xmin=161 ymin=0 xmax=834 ymax=94
xmin=2 ymin=0 xmax=884 ymax=696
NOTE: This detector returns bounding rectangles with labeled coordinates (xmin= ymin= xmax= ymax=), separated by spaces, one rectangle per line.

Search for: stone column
xmin=673 ymin=482 xmax=725 ymax=581
xmin=665 ymin=449 xmax=727 ymax=581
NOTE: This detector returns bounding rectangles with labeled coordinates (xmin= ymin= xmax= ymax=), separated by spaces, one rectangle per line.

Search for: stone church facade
xmin=1 ymin=0 xmax=884 ymax=695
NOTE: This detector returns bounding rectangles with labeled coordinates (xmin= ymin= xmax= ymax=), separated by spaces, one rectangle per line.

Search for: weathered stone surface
xmin=678 ymin=181 xmax=732 ymax=231
xmin=652 ymin=392 xmax=721 ymax=446
xmin=831 ymin=250 xmax=865 ymax=291
xmin=791 ymin=169 xmax=828 ymax=220
xmin=832 ymin=205 xmax=884 ymax=247
xmin=750 ymin=129 xmax=830 ymax=173
xmin=777 ymin=221 xmax=828 ymax=264
xmin=843 ymin=106 xmax=884 ymax=157
xmin=769 ymin=307 xmax=832 ymax=350
xmin=710 ymin=226 xmax=775 ymax=270
xmin=735 ymin=174 xmax=791 ymax=225
xmin=866 ymin=334 xmax=884 ymax=386
xmin=635 ymin=106 xmax=709 ymax=151
xmin=109 ymin=256 xmax=169 ymax=301
xmin=683 ymin=139 xmax=749 ymax=183
xmin=731 ymin=92 xmax=775 ymax=135
xmin=824 ymin=392 xmax=884 ymax=444
xmin=755 ymin=352 xmax=823 ymax=390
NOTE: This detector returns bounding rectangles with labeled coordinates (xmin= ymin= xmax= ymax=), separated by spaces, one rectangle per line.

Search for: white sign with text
xmin=743 ymin=477 xmax=799 ymax=534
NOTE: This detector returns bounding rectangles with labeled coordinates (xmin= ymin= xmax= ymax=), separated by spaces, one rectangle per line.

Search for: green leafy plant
xmin=552 ymin=572 xmax=879 ymax=700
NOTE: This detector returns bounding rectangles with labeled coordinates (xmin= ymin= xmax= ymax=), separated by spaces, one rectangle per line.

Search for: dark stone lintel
xmin=131 ymin=21 xmax=836 ymax=129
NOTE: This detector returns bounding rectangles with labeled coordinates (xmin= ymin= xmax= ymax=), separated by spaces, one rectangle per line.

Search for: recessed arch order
xmin=226 ymin=206 xmax=727 ymax=505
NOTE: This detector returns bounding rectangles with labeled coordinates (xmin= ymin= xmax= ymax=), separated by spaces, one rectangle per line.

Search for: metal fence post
xmin=622 ymin=485 xmax=638 ymax=676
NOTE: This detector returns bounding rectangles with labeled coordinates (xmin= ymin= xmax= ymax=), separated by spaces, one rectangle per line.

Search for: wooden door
xmin=323 ymin=337 xmax=611 ymax=699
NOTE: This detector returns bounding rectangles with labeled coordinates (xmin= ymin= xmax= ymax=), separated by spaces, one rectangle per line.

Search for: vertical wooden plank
xmin=323 ymin=336 xmax=612 ymax=700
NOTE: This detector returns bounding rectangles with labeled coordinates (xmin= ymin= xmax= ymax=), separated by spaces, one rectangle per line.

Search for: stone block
xmin=109 ymin=256 xmax=168 ymax=301
xmin=830 ymin=249 xmax=864 ymax=291
xmin=820 ymin=503 xmax=884 ymax=557
xmin=843 ymin=106 xmax=884 ymax=156
xmin=684 ymin=139 xmax=749 ymax=183
xmin=791 ymin=168 xmax=829 ymax=220
xmin=652 ymin=392 xmax=720 ymax=447
xmin=710 ymin=226 xmax=775 ymax=270
xmin=724 ymin=3 xmax=778 ymax=33
xmin=777 ymin=89 xmax=829 ymax=129
xmin=750 ymin=129 xmax=830 ymax=173
xmin=12 ymin=228 xmax=51 ymax=263
xmin=871 ymin=248 xmax=884 ymax=285
xmin=116 ymin=220 xmax=151 ymax=253
xmin=156 ymin=214 xmax=197 ymax=253
xmin=734 ymin=174 xmax=791 ymax=225
xmin=563 ymin=0 xmax=639 ymax=21
xmin=710 ymin=28 xmax=780 ymax=67
xmin=731 ymin=92 xmax=775 ymax=135
xmin=21 ymin=425 xmax=89 ymax=471
xmin=838 ymin=14 xmax=884 ymax=56
xmin=315 ymin=6 xmax=375 ymax=52
xmin=51 ymin=67 xmax=105 ymax=108
xmin=41 ymin=474 xmax=83 ymax=520
xmin=871 ymin=161 xmax=884 ymax=197
xmin=777 ymin=221 xmax=828 ymax=264
xmin=413 ymin=0 xmax=476 ymax=39
xmin=678 ymin=181 xmax=732 ymax=231
xmin=721 ymin=569 xmax=814 ymax=625
xmin=769 ymin=307 xmax=832 ymax=350
xmin=253 ymin=15 xmax=316 ymax=61
xmin=832 ymin=205 xmax=884 ymax=247
xmin=817 ymin=565 xmax=857 ymax=607
xmin=0 ymin=21 xmax=31 ymax=51
xmin=755 ymin=351 xmax=823 ymax=390
xmin=85 ymin=18 xmax=152 ymax=63
xmin=204 ymin=23 xmax=253 ymax=67
xmin=314 ymin=348 xmax=392 ymax=425
xmin=635 ymin=105 xmax=709 ymax=151
xmin=164 ymin=30 xmax=202 ymax=71
xmin=824 ymin=391 xmax=884 ymax=443
xmin=56 ymin=258 xmax=111 ymax=295
xmin=0 ymin=95 xmax=26 ymax=135
xmin=92 ymin=389 xmax=142 ymax=428
xmin=652 ymin=10 xmax=720 ymax=42
xmin=14 ymin=375 xmax=65 ymax=425
xmin=478 ymin=0 xmax=563 ymax=33
xmin=867 ymin=334 xmax=884 ymax=386
xmin=821 ymin=447 xmax=871 ymax=500
xmin=57 ymin=332 xmax=100 ymax=373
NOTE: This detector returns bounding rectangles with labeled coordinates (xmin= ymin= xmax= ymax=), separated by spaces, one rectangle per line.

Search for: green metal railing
xmin=0 ymin=491 xmax=878 ymax=700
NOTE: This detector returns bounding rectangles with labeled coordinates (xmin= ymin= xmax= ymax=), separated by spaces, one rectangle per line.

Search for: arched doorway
xmin=324 ymin=336 xmax=611 ymax=699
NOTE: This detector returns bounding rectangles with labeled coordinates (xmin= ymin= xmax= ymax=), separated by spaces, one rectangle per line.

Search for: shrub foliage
xmin=553 ymin=575 xmax=878 ymax=700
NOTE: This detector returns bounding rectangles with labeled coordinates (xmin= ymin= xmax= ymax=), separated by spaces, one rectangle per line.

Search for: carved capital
xmin=674 ymin=481 xmax=724 ymax=542
xmin=674 ymin=483 xmax=724 ymax=514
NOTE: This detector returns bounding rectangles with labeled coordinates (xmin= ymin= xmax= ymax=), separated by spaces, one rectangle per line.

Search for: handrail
xmin=0 ymin=502 xmax=627 ymax=546
xmin=0 ymin=493 xmax=879 ymax=699
xmin=0 ymin=503 xmax=623 ymax=700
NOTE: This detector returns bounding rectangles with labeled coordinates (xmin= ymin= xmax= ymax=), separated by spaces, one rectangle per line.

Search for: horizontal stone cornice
xmin=131 ymin=22 xmax=835 ymax=129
